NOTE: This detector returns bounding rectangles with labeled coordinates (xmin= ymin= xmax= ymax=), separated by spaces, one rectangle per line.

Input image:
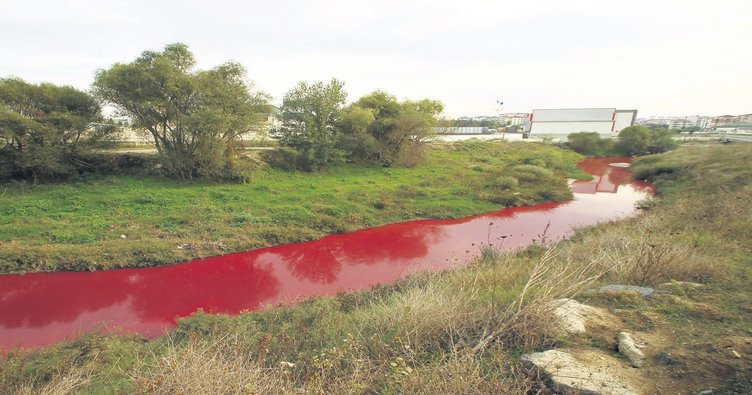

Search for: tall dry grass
xmin=15 ymin=368 xmax=89 ymax=395
xmin=130 ymin=335 xmax=292 ymax=394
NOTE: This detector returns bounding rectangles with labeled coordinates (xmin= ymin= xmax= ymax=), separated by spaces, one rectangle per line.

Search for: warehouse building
xmin=526 ymin=108 xmax=637 ymax=137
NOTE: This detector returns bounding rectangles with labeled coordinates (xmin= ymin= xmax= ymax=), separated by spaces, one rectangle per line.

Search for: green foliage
xmin=273 ymin=79 xmax=348 ymax=171
xmin=0 ymin=78 xmax=115 ymax=182
xmin=510 ymin=164 xmax=553 ymax=182
xmin=492 ymin=175 xmax=518 ymax=189
xmin=614 ymin=126 xmax=678 ymax=156
xmin=273 ymin=86 xmax=443 ymax=170
xmin=93 ymin=43 xmax=270 ymax=179
xmin=342 ymin=91 xmax=443 ymax=166
xmin=567 ymin=132 xmax=614 ymax=156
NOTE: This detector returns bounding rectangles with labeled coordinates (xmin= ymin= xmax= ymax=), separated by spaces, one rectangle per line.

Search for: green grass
xmin=0 ymin=141 xmax=583 ymax=273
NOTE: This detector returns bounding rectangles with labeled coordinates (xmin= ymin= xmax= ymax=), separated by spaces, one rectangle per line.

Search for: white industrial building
xmin=526 ymin=108 xmax=637 ymax=137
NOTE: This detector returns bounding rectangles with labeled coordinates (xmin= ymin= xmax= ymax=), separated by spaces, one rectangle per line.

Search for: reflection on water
xmin=0 ymin=157 xmax=652 ymax=349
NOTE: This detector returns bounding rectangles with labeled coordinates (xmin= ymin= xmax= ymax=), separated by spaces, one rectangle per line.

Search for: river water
xmin=0 ymin=157 xmax=652 ymax=349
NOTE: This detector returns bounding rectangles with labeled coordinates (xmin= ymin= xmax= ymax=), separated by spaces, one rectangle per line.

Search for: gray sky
xmin=2 ymin=0 xmax=749 ymax=118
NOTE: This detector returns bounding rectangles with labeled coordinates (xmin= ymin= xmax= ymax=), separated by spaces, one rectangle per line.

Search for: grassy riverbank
xmin=2 ymin=144 xmax=750 ymax=393
xmin=0 ymin=141 xmax=585 ymax=273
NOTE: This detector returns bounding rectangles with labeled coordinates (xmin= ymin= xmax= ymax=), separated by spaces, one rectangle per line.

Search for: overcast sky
xmin=1 ymin=0 xmax=749 ymax=118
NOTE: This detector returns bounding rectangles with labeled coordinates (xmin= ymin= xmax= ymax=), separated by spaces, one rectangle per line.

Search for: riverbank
xmin=2 ymin=144 xmax=750 ymax=393
xmin=0 ymin=157 xmax=649 ymax=349
xmin=0 ymin=141 xmax=584 ymax=273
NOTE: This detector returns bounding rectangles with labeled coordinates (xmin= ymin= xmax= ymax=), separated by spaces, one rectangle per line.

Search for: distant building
xmin=686 ymin=116 xmax=712 ymax=129
xmin=500 ymin=113 xmax=530 ymax=126
xmin=527 ymin=108 xmax=637 ymax=136
xmin=714 ymin=122 xmax=752 ymax=133
xmin=712 ymin=115 xmax=739 ymax=127
xmin=434 ymin=126 xmax=490 ymax=135
xmin=666 ymin=118 xmax=693 ymax=130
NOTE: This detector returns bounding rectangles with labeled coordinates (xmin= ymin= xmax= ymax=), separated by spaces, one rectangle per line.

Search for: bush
xmin=493 ymin=175 xmax=519 ymax=189
xmin=340 ymin=92 xmax=442 ymax=167
xmin=614 ymin=126 xmax=678 ymax=156
xmin=567 ymin=132 xmax=614 ymax=156
xmin=511 ymin=165 xmax=553 ymax=182
xmin=261 ymin=147 xmax=309 ymax=171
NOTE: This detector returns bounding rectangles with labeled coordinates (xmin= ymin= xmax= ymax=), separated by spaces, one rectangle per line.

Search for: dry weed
xmin=130 ymin=336 xmax=291 ymax=394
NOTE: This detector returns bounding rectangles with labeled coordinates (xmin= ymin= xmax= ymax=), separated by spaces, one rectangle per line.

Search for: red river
xmin=0 ymin=157 xmax=652 ymax=349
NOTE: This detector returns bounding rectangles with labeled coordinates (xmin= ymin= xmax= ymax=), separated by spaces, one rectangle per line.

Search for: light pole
xmin=496 ymin=100 xmax=506 ymax=140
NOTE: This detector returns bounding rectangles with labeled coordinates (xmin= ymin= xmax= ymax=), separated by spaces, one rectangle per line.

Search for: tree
xmin=567 ymin=132 xmax=614 ymax=156
xmin=0 ymin=78 xmax=113 ymax=182
xmin=649 ymin=128 xmax=679 ymax=153
xmin=614 ymin=126 xmax=678 ymax=156
xmin=93 ymin=43 xmax=269 ymax=178
xmin=272 ymin=79 xmax=348 ymax=170
xmin=336 ymin=105 xmax=378 ymax=161
xmin=346 ymin=91 xmax=442 ymax=166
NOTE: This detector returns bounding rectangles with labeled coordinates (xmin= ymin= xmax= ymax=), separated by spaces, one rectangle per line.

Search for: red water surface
xmin=0 ymin=157 xmax=652 ymax=349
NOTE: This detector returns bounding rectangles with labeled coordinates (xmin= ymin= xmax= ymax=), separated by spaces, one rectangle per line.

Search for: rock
xmin=521 ymin=349 xmax=638 ymax=395
xmin=594 ymin=284 xmax=662 ymax=298
xmin=618 ymin=332 xmax=646 ymax=367
xmin=546 ymin=298 xmax=611 ymax=334
xmin=656 ymin=352 xmax=679 ymax=365
xmin=656 ymin=281 xmax=704 ymax=291
xmin=120 ymin=234 xmax=127 ymax=239
xmin=698 ymin=390 xmax=713 ymax=395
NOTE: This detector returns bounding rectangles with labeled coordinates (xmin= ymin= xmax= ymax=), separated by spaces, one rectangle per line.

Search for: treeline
xmin=566 ymin=126 xmax=678 ymax=156
xmin=269 ymin=80 xmax=442 ymax=171
xmin=0 ymin=43 xmax=442 ymax=182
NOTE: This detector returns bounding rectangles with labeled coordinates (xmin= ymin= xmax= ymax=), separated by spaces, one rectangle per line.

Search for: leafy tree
xmin=567 ymin=132 xmax=614 ymax=156
xmin=336 ymin=105 xmax=378 ymax=161
xmin=649 ymin=128 xmax=679 ymax=153
xmin=614 ymin=126 xmax=652 ymax=155
xmin=614 ymin=126 xmax=677 ymax=156
xmin=0 ymin=78 xmax=113 ymax=182
xmin=346 ymin=91 xmax=442 ymax=166
xmin=93 ymin=43 xmax=269 ymax=178
xmin=273 ymin=79 xmax=347 ymax=170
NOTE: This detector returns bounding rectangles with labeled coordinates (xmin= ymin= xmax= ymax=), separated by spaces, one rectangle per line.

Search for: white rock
xmin=522 ymin=349 xmax=638 ymax=395
xmin=120 ymin=234 xmax=127 ymax=239
xmin=618 ymin=332 xmax=646 ymax=368
xmin=546 ymin=298 xmax=609 ymax=334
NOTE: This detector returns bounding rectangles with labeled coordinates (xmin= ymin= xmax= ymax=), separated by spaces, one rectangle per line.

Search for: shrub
xmin=341 ymin=92 xmax=442 ymax=167
xmin=493 ymin=175 xmax=519 ymax=189
xmin=567 ymin=132 xmax=614 ymax=156
xmin=261 ymin=147 xmax=309 ymax=171
xmin=511 ymin=165 xmax=553 ymax=182
xmin=614 ymin=126 xmax=678 ymax=156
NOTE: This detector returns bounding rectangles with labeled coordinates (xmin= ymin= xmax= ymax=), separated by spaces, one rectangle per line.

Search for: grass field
xmin=0 ymin=141 xmax=585 ymax=273
xmin=2 ymin=144 xmax=750 ymax=393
